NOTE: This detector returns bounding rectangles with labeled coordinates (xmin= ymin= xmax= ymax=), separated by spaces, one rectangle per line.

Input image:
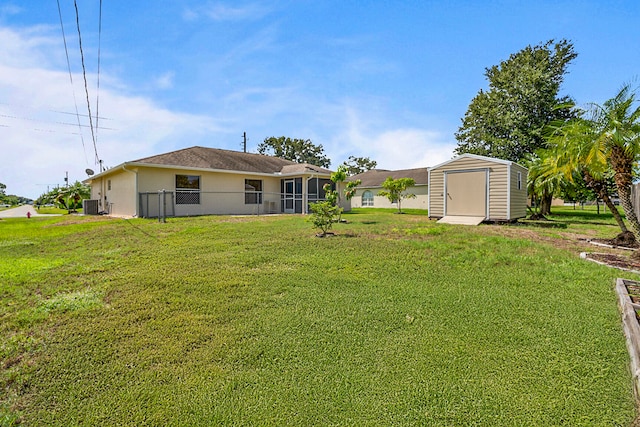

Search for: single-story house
xmin=428 ymin=153 xmax=528 ymax=223
xmin=346 ymin=168 xmax=429 ymax=210
xmin=83 ymin=146 xmax=335 ymax=218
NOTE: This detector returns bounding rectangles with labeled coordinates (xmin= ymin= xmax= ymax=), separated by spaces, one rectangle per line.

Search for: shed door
xmin=445 ymin=170 xmax=487 ymax=216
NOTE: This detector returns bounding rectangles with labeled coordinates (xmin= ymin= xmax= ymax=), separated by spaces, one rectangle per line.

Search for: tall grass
xmin=0 ymin=211 xmax=636 ymax=426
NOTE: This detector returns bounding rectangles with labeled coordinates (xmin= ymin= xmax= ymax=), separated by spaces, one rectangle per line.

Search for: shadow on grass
xmin=516 ymin=220 xmax=568 ymax=229
xmin=553 ymin=220 xmax=622 ymax=227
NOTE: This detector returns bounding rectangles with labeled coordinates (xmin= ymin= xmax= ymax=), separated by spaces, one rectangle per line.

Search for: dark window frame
xmin=176 ymin=174 xmax=201 ymax=205
xmin=245 ymin=179 xmax=263 ymax=204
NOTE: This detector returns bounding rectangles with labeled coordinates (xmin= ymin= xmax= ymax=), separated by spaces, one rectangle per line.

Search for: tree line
xmin=0 ymin=183 xmax=31 ymax=206
xmin=257 ymin=136 xmax=377 ymax=176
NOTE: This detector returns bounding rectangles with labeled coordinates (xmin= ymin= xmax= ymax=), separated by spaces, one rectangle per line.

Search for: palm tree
xmin=543 ymin=116 xmax=629 ymax=233
xmin=66 ymin=181 xmax=91 ymax=212
xmin=525 ymin=154 xmax=566 ymax=218
xmin=588 ymin=84 xmax=640 ymax=240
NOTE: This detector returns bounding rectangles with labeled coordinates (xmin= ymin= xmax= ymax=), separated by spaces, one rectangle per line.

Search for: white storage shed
xmin=428 ymin=154 xmax=528 ymax=223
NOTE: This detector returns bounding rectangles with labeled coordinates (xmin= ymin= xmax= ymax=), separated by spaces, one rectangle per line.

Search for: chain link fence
xmin=139 ymin=190 xmax=314 ymax=219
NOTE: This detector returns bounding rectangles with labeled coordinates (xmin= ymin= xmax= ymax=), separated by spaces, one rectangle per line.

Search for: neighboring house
xmin=346 ymin=168 xmax=429 ymax=210
xmin=83 ymin=146 xmax=334 ymax=218
xmin=428 ymin=154 xmax=528 ymax=223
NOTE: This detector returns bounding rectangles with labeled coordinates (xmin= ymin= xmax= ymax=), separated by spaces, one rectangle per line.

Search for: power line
xmin=0 ymin=102 xmax=112 ymax=120
xmin=0 ymin=113 xmax=116 ymax=130
xmin=73 ymin=0 xmax=99 ymax=165
xmin=95 ymin=0 xmax=103 ymax=146
xmin=56 ymin=0 xmax=89 ymax=165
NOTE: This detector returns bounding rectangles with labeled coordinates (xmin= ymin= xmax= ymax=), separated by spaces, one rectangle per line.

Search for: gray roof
xmin=133 ymin=146 xmax=332 ymax=175
xmin=347 ymin=167 xmax=429 ymax=187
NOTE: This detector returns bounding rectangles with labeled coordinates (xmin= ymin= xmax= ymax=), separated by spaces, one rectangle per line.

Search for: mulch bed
xmin=586 ymin=252 xmax=640 ymax=271
xmin=583 ymin=232 xmax=640 ymax=271
xmin=591 ymin=231 xmax=640 ymax=249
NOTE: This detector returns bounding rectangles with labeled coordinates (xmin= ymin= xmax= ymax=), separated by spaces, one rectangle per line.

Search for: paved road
xmin=0 ymin=205 xmax=61 ymax=218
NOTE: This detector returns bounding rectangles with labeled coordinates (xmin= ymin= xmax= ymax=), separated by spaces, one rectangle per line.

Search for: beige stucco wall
xmin=350 ymin=185 xmax=428 ymax=210
xmin=428 ymin=155 xmax=527 ymax=221
xmin=89 ymin=167 xmax=137 ymax=217
xmin=136 ymin=167 xmax=285 ymax=216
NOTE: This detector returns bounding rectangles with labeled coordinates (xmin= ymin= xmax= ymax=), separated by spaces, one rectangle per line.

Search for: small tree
xmin=323 ymin=165 xmax=361 ymax=222
xmin=330 ymin=166 xmax=348 ymax=206
xmin=343 ymin=179 xmax=361 ymax=202
xmin=309 ymin=201 xmax=341 ymax=237
xmin=378 ymin=177 xmax=416 ymax=214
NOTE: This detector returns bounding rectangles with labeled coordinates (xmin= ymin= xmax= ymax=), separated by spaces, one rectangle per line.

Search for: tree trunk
xmin=540 ymin=193 xmax=552 ymax=216
xmin=610 ymin=146 xmax=640 ymax=241
xmin=617 ymin=183 xmax=640 ymax=240
xmin=582 ymin=170 xmax=628 ymax=233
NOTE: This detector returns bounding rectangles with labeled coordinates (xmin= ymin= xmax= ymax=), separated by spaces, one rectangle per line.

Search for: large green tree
xmin=455 ymin=39 xmax=577 ymax=163
xmin=258 ymin=136 xmax=331 ymax=168
xmin=340 ymin=156 xmax=377 ymax=176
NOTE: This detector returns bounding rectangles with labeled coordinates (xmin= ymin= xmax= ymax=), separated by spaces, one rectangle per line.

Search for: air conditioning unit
xmin=83 ymin=199 xmax=99 ymax=215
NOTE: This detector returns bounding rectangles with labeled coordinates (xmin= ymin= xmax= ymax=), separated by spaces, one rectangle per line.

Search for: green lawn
xmin=0 ymin=209 xmax=636 ymax=426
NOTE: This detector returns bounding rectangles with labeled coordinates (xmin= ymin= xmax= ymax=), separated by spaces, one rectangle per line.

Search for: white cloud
xmin=153 ymin=71 xmax=175 ymax=90
xmin=183 ymin=2 xmax=271 ymax=22
xmin=322 ymin=104 xmax=457 ymax=170
xmin=0 ymin=4 xmax=23 ymax=17
xmin=0 ymin=26 xmax=63 ymax=69
xmin=0 ymin=27 xmax=221 ymax=199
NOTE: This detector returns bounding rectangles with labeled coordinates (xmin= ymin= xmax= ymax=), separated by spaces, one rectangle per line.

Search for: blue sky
xmin=1 ymin=1 xmax=639 ymax=199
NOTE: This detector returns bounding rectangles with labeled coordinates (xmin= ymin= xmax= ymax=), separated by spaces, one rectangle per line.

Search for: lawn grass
xmin=34 ymin=206 xmax=69 ymax=215
xmin=0 ymin=210 xmax=637 ymax=426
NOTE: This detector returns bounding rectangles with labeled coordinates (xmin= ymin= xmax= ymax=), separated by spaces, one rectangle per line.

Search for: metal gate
xmin=139 ymin=191 xmax=175 ymax=219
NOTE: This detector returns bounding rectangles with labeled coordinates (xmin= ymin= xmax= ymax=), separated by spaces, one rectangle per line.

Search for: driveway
xmin=0 ymin=205 xmax=61 ymax=218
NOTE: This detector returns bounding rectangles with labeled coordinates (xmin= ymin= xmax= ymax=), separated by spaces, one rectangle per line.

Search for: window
xmin=107 ymin=180 xmax=111 ymax=190
xmin=362 ymin=190 xmax=374 ymax=207
xmin=176 ymin=175 xmax=200 ymax=205
xmin=517 ymin=171 xmax=522 ymax=190
xmin=307 ymin=178 xmax=332 ymax=201
xmin=245 ymin=179 xmax=263 ymax=204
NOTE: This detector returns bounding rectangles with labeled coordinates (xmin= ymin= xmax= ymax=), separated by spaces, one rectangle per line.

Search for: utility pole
xmin=64 ymin=171 xmax=69 ymax=187
xmin=242 ymin=132 xmax=247 ymax=153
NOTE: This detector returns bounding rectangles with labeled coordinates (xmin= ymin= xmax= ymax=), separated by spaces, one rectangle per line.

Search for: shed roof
xmin=347 ymin=167 xmax=429 ymax=187
xmin=429 ymin=153 xmax=527 ymax=170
